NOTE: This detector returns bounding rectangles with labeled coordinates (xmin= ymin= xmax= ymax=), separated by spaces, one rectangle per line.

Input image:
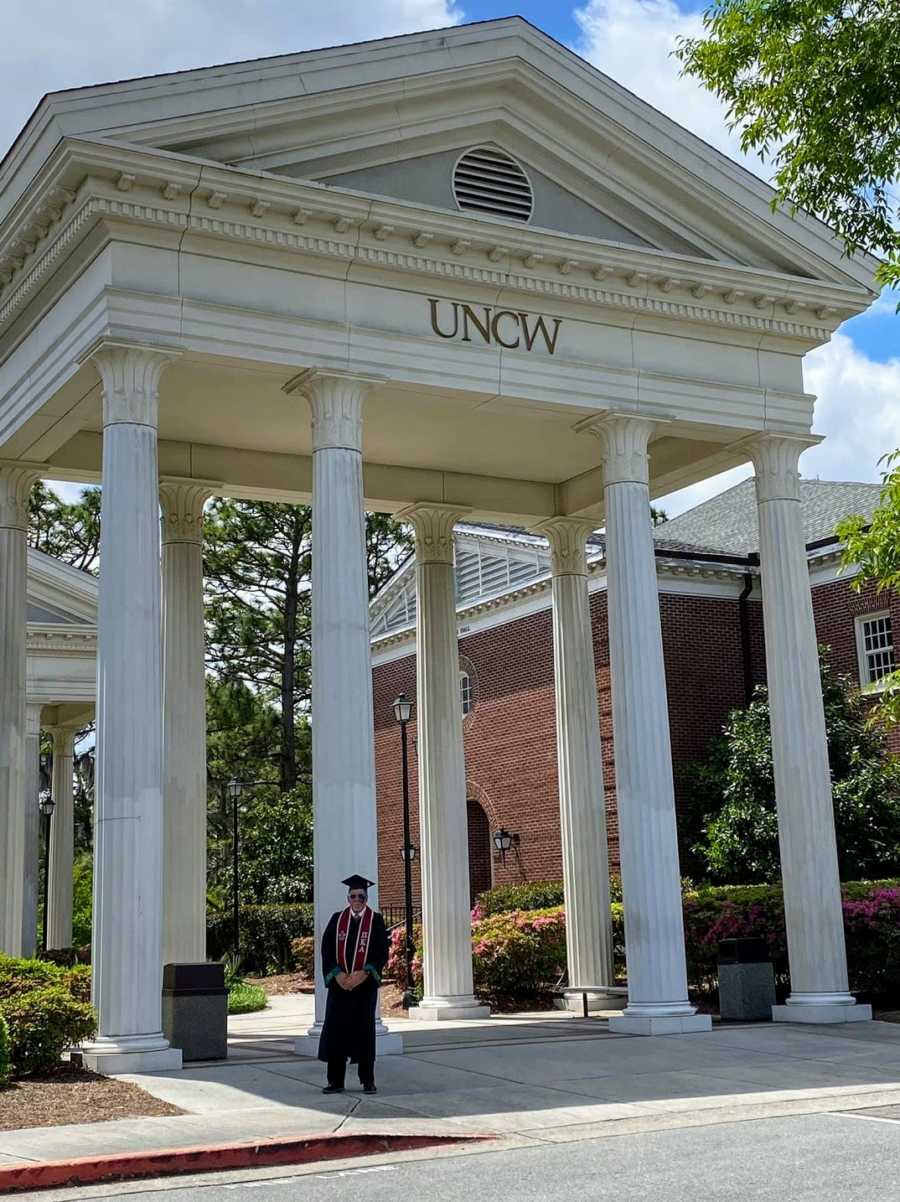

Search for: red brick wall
xmin=373 ymin=572 xmax=897 ymax=908
xmin=811 ymin=572 xmax=900 ymax=754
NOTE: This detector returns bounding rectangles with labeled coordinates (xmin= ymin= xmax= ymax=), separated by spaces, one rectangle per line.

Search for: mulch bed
xmin=0 ymin=1065 xmax=183 ymax=1132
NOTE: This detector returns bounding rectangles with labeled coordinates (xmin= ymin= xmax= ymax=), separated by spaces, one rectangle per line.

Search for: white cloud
xmin=801 ymin=332 xmax=900 ymax=481
xmin=0 ymin=0 xmax=462 ymax=159
xmin=573 ymin=0 xmax=766 ymax=177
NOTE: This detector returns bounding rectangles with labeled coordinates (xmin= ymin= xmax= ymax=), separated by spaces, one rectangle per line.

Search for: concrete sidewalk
xmin=4 ymin=996 xmax=900 ymax=1170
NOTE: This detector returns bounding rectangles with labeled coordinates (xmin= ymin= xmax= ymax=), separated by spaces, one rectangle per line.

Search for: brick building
xmin=372 ymin=479 xmax=898 ymax=913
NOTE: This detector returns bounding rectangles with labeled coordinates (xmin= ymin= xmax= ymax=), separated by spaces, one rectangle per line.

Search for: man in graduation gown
xmin=318 ymin=875 xmax=389 ymax=1094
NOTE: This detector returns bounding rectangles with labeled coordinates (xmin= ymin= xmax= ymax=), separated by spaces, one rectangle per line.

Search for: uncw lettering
xmin=428 ymin=299 xmax=562 ymax=355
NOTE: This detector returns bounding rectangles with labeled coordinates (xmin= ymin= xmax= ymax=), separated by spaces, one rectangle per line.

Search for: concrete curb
xmin=0 ymin=1132 xmax=488 ymax=1194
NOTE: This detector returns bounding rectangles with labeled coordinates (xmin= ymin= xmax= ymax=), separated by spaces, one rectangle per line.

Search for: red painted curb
xmin=0 ymin=1132 xmax=487 ymax=1194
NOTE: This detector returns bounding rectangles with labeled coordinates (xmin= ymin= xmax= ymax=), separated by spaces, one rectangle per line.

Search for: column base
xmin=294 ymin=1030 xmax=405 ymax=1057
xmin=772 ymin=1001 xmax=873 ymax=1025
xmin=409 ymin=997 xmax=491 ymax=1022
xmin=78 ymin=1035 xmax=182 ymax=1075
xmin=610 ymin=1014 xmax=712 ymax=1036
xmin=556 ymin=988 xmax=628 ymax=1013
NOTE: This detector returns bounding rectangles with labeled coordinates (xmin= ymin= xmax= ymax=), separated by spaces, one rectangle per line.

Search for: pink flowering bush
xmin=384 ymin=880 xmax=900 ymax=1006
xmin=387 ymin=909 xmax=568 ymax=1006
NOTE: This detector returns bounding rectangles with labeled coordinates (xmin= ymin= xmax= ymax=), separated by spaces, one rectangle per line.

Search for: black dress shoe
xmin=322 ymin=1084 xmax=344 ymax=1094
xmin=362 ymin=1083 xmax=377 ymax=1094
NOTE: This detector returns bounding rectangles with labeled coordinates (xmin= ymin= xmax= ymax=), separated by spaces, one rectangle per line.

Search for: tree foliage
xmin=28 ymin=482 xmax=101 ymax=573
xmin=680 ymin=656 xmax=900 ymax=883
xmin=837 ymin=449 xmax=900 ymax=726
xmin=677 ymin=0 xmax=900 ymax=290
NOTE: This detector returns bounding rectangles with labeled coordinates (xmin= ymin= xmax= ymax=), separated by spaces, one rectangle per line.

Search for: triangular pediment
xmin=26 ymin=548 xmax=97 ymax=627
xmin=3 ymin=17 xmax=878 ymax=290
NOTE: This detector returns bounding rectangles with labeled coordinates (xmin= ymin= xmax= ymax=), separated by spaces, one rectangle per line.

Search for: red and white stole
xmin=336 ymin=905 xmax=373 ymax=973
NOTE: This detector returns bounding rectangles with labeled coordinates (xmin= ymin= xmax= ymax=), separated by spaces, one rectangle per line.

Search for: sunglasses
xmin=348 ymin=892 xmax=367 ymax=900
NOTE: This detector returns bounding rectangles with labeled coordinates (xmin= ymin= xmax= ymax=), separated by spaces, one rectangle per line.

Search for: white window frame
xmin=854 ymin=611 xmax=896 ymax=689
xmin=459 ymin=669 xmax=473 ymax=716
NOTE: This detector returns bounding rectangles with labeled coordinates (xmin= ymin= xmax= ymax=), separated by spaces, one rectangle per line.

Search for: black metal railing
xmin=382 ymin=903 xmax=422 ymax=928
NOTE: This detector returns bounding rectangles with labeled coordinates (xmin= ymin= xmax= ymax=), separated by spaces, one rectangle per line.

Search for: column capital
xmin=397 ymin=503 xmax=470 ymax=565
xmin=531 ymin=516 xmax=598 ymax=577
xmin=740 ymin=433 xmax=821 ymax=504
xmin=159 ymin=481 xmax=217 ymax=545
xmin=83 ymin=341 xmax=180 ymax=428
xmin=582 ymin=413 xmax=671 ymax=487
xmin=0 ymin=462 xmax=44 ymax=531
xmin=283 ymin=368 xmax=385 ymax=453
xmin=46 ymin=726 xmax=76 ymax=756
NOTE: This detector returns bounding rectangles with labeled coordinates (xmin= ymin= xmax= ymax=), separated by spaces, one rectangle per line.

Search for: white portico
xmin=0 ymin=19 xmax=879 ymax=1068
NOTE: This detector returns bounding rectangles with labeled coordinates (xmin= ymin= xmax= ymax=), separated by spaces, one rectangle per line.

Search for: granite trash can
xmin=717 ymin=937 xmax=775 ymax=1022
xmin=162 ymin=962 xmax=228 ymax=1061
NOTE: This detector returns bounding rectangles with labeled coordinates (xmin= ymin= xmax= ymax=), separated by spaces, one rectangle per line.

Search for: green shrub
xmin=1 ymin=985 xmax=96 ymax=1076
xmin=227 ymin=982 xmax=268 ymax=1014
xmin=0 ymin=955 xmax=96 ymax=1077
xmin=291 ymin=936 xmax=315 ymax=977
xmin=207 ymin=903 xmax=314 ymax=973
xmin=476 ymin=882 xmax=564 ymax=916
xmin=0 ymin=1013 xmax=10 ymax=1086
xmin=72 ymin=853 xmax=93 ymax=946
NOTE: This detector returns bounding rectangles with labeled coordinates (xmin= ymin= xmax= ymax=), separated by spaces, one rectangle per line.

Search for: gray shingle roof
xmin=655 ymin=478 xmax=882 ymax=556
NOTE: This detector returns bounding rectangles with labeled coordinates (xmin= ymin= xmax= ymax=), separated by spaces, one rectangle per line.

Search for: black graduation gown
xmin=317 ymin=909 xmax=389 ymax=1065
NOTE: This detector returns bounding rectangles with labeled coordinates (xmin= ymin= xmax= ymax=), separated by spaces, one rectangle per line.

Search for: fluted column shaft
xmin=47 ymin=727 xmax=75 ymax=950
xmin=592 ymin=415 xmax=709 ymax=1035
xmin=83 ymin=342 xmax=181 ymax=1073
xmin=533 ymin=518 xmax=614 ymax=999
xmin=20 ymin=703 xmax=42 ymax=958
xmin=400 ymin=504 xmax=487 ymax=1019
xmin=286 ymin=371 xmax=380 ymax=1031
xmin=749 ymin=435 xmax=868 ymax=1022
xmin=0 ymin=464 xmax=40 ymax=955
xmin=160 ymin=483 xmax=212 ymax=966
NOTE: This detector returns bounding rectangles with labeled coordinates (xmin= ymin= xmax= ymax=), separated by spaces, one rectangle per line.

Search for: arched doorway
xmin=466 ymin=798 xmax=493 ymax=905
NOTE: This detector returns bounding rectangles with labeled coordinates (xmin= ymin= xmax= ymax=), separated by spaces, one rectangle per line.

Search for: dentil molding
xmin=0 ymin=180 xmax=859 ymax=343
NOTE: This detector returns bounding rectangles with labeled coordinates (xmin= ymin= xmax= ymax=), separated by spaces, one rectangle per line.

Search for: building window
xmin=855 ymin=612 xmax=895 ymax=685
xmin=459 ymin=670 xmax=473 ymax=716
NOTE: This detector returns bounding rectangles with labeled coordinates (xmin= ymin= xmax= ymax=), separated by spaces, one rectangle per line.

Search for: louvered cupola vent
xmin=452 ymin=146 xmax=534 ymax=223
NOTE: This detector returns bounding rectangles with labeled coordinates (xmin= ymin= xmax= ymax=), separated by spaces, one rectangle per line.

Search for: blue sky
xmin=1 ymin=0 xmax=896 ymax=515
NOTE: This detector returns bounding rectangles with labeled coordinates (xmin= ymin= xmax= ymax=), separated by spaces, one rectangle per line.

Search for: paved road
xmin=45 ymin=1109 xmax=900 ymax=1202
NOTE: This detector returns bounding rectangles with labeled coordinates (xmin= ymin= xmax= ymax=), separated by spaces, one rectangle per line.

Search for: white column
xmin=285 ymin=369 xmax=401 ymax=1056
xmin=400 ymin=504 xmax=489 ymax=1022
xmin=160 ymin=482 xmax=213 ymax=966
xmin=591 ymin=414 xmax=710 ymax=1035
xmin=81 ymin=342 xmax=181 ymax=1074
xmin=21 ymin=703 xmax=42 ymax=958
xmin=0 ymin=464 xmax=39 ymax=956
xmin=47 ymin=727 xmax=76 ymax=950
xmin=749 ymin=435 xmax=870 ymax=1024
xmin=532 ymin=518 xmax=619 ymax=1008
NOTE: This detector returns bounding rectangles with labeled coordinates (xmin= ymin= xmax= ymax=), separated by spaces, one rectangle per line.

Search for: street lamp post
xmin=39 ymin=790 xmax=55 ymax=954
xmin=226 ymin=778 xmax=244 ymax=960
xmin=392 ymin=693 xmax=417 ymax=1008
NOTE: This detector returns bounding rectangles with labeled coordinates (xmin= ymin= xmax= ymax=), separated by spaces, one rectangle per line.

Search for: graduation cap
xmin=342 ymin=874 xmax=375 ymax=892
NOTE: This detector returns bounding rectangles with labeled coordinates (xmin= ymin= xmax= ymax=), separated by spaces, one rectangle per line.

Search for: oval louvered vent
xmin=452 ymin=146 xmax=534 ymax=223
